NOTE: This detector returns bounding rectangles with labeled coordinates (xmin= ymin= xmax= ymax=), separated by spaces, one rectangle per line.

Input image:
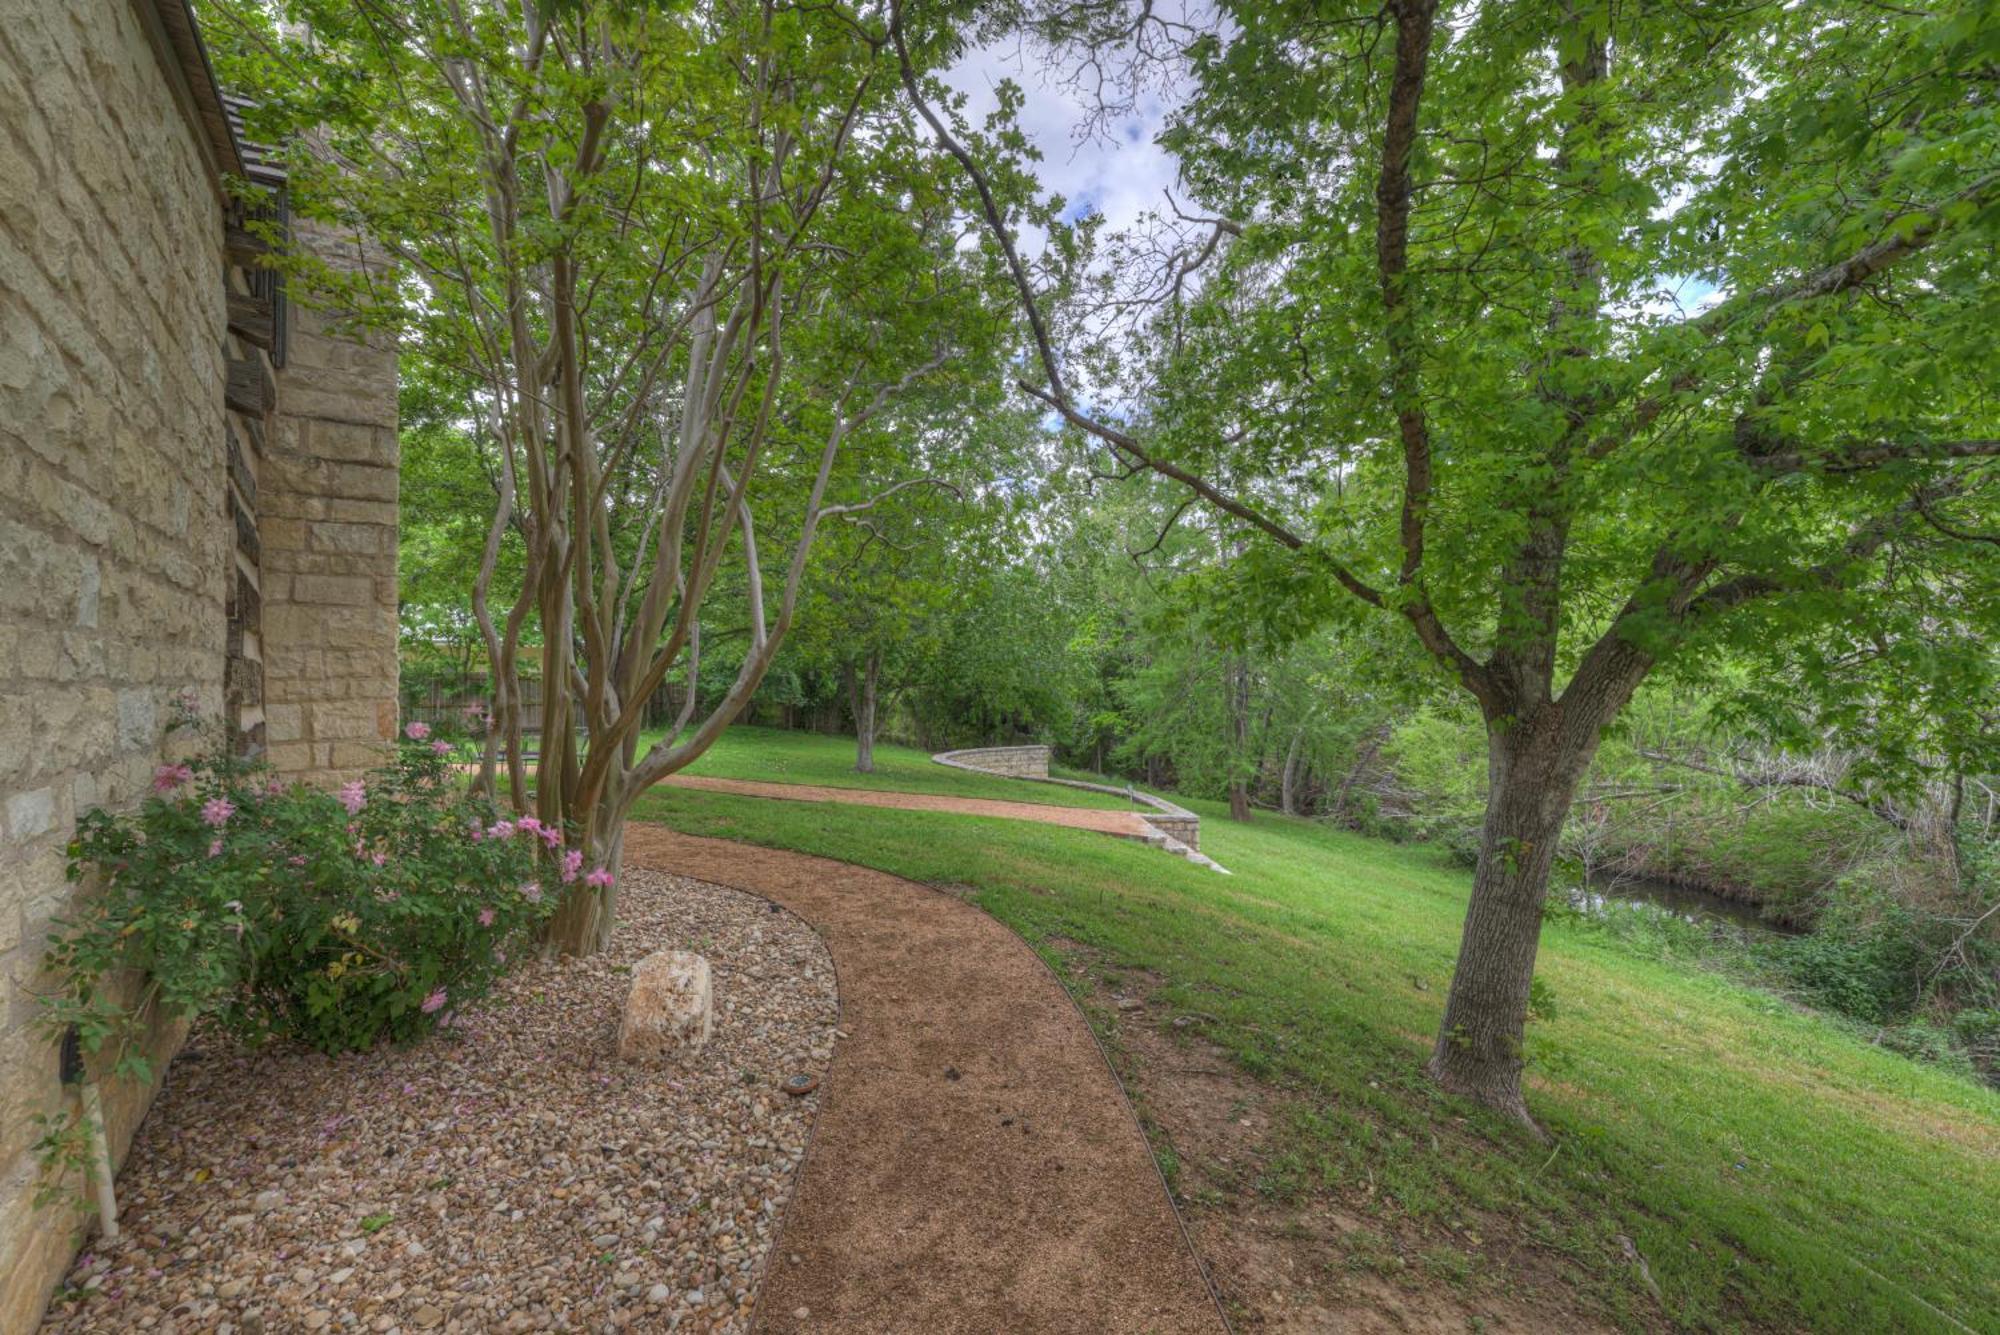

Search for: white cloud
xmin=943 ymin=43 xmax=1183 ymax=248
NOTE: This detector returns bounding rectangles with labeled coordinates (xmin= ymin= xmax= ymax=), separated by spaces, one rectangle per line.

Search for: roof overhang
xmin=145 ymin=0 xmax=247 ymax=180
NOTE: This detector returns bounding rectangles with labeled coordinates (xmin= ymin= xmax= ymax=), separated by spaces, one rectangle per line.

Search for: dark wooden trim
xmin=227 ymin=289 xmax=274 ymax=349
xmin=146 ymin=1 xmax=245 ymax=179
xmin=226 ymin=424 xmax=259 ymax=501
xmin=225 ymin=355 xmax=276 ymax=419
xmin=225 ymin=223 xmax=272 ymax=269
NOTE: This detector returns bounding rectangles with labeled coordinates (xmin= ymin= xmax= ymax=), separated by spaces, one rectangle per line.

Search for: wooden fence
xmin=400 ymin=674 xmax=689 ymax=742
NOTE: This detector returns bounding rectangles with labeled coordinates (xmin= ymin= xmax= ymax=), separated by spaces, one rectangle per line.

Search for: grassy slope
xmin=643 ymin=724 xmax=1137 ymax=810
xmin=628 ymin=733 xmax=2000 ymax=1332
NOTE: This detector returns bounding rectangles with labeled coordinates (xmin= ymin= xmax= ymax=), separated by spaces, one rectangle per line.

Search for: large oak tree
xmin=907 ymin=0 xmax=2000 ymax=1127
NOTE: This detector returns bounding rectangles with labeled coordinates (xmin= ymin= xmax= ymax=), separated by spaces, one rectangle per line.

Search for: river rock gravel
xmin=38 ymin=868 xmax=838 ymax=1334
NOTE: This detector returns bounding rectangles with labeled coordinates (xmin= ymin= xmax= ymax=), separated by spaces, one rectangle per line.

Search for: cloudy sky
xmin=944 ymin=42 xmax=1184 ymax=241
xmin=941 ymin=34 xmax=1725 ymax=327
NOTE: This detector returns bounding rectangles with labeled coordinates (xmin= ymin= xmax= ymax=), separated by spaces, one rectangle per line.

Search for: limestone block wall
xmin=260 ymin=225 xmax=400 ymax=783
xmin=0 ymin=2 xmax=232 ymax=1328
xmin=935 ymin=745 xmax=1051 ymax=779
xmin=933 ymin=746 xmax=1207 ymax=856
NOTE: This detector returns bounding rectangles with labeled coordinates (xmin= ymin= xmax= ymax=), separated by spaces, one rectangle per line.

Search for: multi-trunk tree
xmin=910 ymin=0 xmax=2000 ymax=1127
xmin=216 ymin=0 xmax=1015 ymax=951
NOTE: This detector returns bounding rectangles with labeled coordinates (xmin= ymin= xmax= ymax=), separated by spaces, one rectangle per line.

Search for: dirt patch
xmin=623 ymin=824 xmax=1222 ymax=1335
xmin=654 ymin=774 xmax=1156 ymax=839
xmin=1048 ymin=944 xmax=1652 ymax=1334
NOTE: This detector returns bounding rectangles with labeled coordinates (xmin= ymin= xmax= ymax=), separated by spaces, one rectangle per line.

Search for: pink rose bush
xmin=50 ymin=723 xmax=553 ymax=1061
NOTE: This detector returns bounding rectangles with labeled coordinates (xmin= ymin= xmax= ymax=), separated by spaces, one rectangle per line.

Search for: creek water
xmin=1576 ymin=872 xmax=1789 ymax=934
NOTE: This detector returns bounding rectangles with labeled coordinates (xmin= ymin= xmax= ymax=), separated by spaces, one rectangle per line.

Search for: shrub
xmin=1761 ymin=879 xmax=1927 ymax=1024
xmin=45 ymin=724 xmax=583 ymax=1070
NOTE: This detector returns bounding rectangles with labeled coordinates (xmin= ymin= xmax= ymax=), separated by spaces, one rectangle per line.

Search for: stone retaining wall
xmin=933 ymin=745 xmax=1050 ymax=779
xmin=932 ymin=746 xmax=1209 ymax=859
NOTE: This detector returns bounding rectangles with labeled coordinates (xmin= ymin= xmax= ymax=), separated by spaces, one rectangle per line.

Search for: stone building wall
xmin=262 ymin=226 xmax=401 ymax=782
xmin=0 ymin=3 xmax=233 ymax=1327
xmin=0 ymin=4 xmax=399 ymax=1329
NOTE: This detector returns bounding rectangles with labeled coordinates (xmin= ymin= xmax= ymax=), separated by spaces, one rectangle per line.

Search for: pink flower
xmin=488 ymin=820 xmax=514 ymax=840
xmin=494 ymin=948 xmax=507 ymax=965
xmin=520 ymin=881 xmax=543 ymax=904
xmin=540 ymin=825 xmax=562 ymax=850
xmin=469 ymin=824 xmax=485 ymax=842
xmin=208 ymin=837 xmax=224 ymax=858
xmin=431 ymin=739 xmax=452 ymax=756
xmin=404 ymin=721 xmax=431 ymax=740
xmin=288 ymin=854 xmax=306 ymax=867
xmin=152 ymin=763 xmax=194 ymax=794
xmin=264 ymin=777 xmax=286 ymax=796
xmin=477 ymin=907 xmax=497 ymax=927
xmin=584 ymin=866 xmax=614 ymax=890
xmin=516 ymin=816 xmax=542 ymax=836
xmin=371 ymin=850 xmax=387 ymax=866
xmin=421 ymin=987 xmax=448 ymax=1014
xmin=200 ymin=797 xmax=235 ymax=827
xmin=560 ymin=850 xmax=583 ymax=883
xmin=339 ymin=781 xmax=366 ymax=816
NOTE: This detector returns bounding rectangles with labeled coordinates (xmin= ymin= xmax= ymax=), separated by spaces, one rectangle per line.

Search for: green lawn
xmin=641 ymin=724 xmax=1139 ymax=810
xmin=629 ymin=733 xmax=2000 ymax=1332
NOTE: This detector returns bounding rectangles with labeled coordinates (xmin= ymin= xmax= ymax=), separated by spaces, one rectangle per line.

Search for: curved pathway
xmin=653 ymin=773 xmax=1157 ymax=839
xmin=622 ymin=825 xmax=1224 ymax=1335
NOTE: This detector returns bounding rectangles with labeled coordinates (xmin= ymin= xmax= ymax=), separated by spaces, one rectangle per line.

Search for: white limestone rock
xmin=617 ymin=950 xmax=714 ymax=1061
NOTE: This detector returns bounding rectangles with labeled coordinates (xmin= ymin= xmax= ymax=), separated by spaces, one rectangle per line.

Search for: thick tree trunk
xmin=545 ymin=795 xmax=625 ymax=955
xmin=851 ymin=651 xmax=880 ymax=773
xmin=1427 ymin=714 xmax=1591 ymax=1133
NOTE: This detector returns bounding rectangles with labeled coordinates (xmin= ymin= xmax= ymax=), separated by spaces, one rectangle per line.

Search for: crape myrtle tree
xmin=901 ymin=0 xmax=2000 ymax=1127
xmin=214 ymin=0 xmax=1017 ymax=951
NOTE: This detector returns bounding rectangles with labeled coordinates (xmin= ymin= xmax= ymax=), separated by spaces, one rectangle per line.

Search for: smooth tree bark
xmin=236 ymin=0 xmax=999 ymax=955
xmin=1226 ymin=653 xmax=1252 ymax=822
xmin=1279 ymin=728 xmax=1305 ymax=817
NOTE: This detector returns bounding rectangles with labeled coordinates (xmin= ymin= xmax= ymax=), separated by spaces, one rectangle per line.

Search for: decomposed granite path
xmin=622 ymin=825 xmax=1225 ymax=1335
xmin=652 ymin=773 xmax=1159 ymax=839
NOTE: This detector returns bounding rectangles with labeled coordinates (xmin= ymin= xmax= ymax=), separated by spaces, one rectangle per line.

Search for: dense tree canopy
xmin=214 ymin=0 xmax=1997 ymax=1116
xmin=212 ymin=0 xmax=1024 ymax=949
xmin=900 ymin=0 xmax=2000 ymax=1123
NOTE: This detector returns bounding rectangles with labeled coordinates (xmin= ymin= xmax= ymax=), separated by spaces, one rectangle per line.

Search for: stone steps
xmin=934 ymin=747 xmax=1230 ymax=874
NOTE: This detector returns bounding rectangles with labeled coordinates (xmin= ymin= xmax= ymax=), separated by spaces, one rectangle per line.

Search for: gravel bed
xmin=40 ymin=868 xmax=839 ymax=1334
